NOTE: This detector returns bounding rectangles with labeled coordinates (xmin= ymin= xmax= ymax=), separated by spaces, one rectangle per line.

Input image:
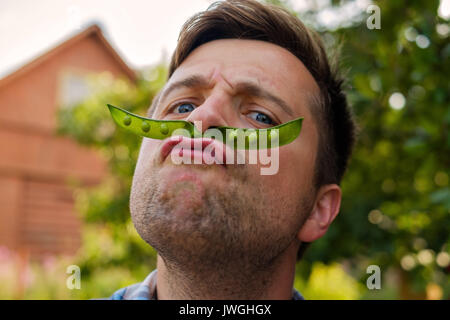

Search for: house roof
xmin=0 ymin=24 xmax=136 ymax=88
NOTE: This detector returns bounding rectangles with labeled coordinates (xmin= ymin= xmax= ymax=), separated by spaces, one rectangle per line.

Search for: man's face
xmin=130 ymin=39 xmax=320 ymax=270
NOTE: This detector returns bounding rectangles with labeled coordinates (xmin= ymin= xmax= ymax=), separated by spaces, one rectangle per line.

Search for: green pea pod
xmin=107 ymin=104 xmax=303 ymax=149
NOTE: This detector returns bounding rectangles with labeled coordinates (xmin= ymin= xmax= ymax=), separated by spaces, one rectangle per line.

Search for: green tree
xmin=292 ymin=0 xmax=450 ymax=299
xmin=57 ymin=67 xmax=167 ymax=298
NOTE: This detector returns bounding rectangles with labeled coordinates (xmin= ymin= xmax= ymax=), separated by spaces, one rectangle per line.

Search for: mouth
xmin=160 ymin=136 xmax=229 ymax=168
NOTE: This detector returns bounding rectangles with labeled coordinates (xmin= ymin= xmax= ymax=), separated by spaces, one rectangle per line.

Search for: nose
xmin=185 ymin=94 xmax=231 ymax=133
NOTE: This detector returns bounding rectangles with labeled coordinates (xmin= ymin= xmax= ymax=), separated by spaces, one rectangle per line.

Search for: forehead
xmin=169 ymin=39 xmax=320 ymax=117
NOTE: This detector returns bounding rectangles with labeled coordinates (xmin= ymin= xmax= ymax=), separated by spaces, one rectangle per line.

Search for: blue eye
xmin=248 ymin=111 xmax=274 ymax=125
xmin=174 ymin=102 xmax=196 ymax=114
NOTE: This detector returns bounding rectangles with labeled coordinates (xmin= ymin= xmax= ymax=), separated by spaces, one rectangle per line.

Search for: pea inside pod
xmin=107 ymin=104 xmax=303 ymax=149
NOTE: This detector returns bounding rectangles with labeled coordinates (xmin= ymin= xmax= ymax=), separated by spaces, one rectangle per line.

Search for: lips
xmin=160 ymin=136 xmax=229 ymax=166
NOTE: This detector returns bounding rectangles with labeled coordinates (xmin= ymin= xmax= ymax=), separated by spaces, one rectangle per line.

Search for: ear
xmin=297 ymin=184 xmax=342 ymax=243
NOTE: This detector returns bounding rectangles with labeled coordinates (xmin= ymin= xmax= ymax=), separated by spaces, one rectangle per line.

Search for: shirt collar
xmin=117 ymin=269 xmax=304 ymax=300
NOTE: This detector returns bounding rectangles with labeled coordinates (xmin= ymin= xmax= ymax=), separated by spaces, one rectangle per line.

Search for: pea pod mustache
xmin=107 ymin=104 xmax=303 ymax=150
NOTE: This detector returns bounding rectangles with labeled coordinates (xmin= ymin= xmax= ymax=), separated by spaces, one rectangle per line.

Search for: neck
xmin=155 ymin=240 xmax=299 ymax=300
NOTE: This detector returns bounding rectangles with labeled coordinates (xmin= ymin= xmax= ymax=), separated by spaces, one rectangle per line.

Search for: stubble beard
xmin=130 ymin=154 xmax=313 ymax=297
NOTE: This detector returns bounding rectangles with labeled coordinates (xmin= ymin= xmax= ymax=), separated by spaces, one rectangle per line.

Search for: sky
xmin=0 ymin=0 xmax=213 ymax=78
xmin=0 ymin=0 xmax=448 ymax=79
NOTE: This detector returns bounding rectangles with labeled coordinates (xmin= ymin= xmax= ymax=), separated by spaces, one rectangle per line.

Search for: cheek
xmin=288 ymin=116 xmax=319 ymax=188
xmin=264 ymin=141 xmax=316 ymax=198
xmin=136 ymin=138 xmax=160 ymax=171
xmin=141 ymin=138 xmax=159 ymax=154
xmin=253 ymin=147 xmax=315 ymax=227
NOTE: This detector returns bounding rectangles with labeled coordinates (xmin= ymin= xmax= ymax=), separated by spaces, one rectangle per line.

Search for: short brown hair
xmin=166 ymin=0 xmax=356 ymax=259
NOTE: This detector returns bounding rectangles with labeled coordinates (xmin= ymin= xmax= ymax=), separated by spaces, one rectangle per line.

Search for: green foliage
xmin=56 ymin=66 xmax=168 ymax=298
xmin=295 ymin=262 xmax=364 ymax=300
xmin=297 ymin=0 xmax=450 ymax=299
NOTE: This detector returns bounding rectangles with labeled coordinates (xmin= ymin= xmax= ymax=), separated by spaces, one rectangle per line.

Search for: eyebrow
xmin=234 ymin=81 xmax=294 ymax=116
xmin=157 ymin=75 xmax=209 ymax=108
xmin=157 ymin=74 xmax=294 ymax=117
